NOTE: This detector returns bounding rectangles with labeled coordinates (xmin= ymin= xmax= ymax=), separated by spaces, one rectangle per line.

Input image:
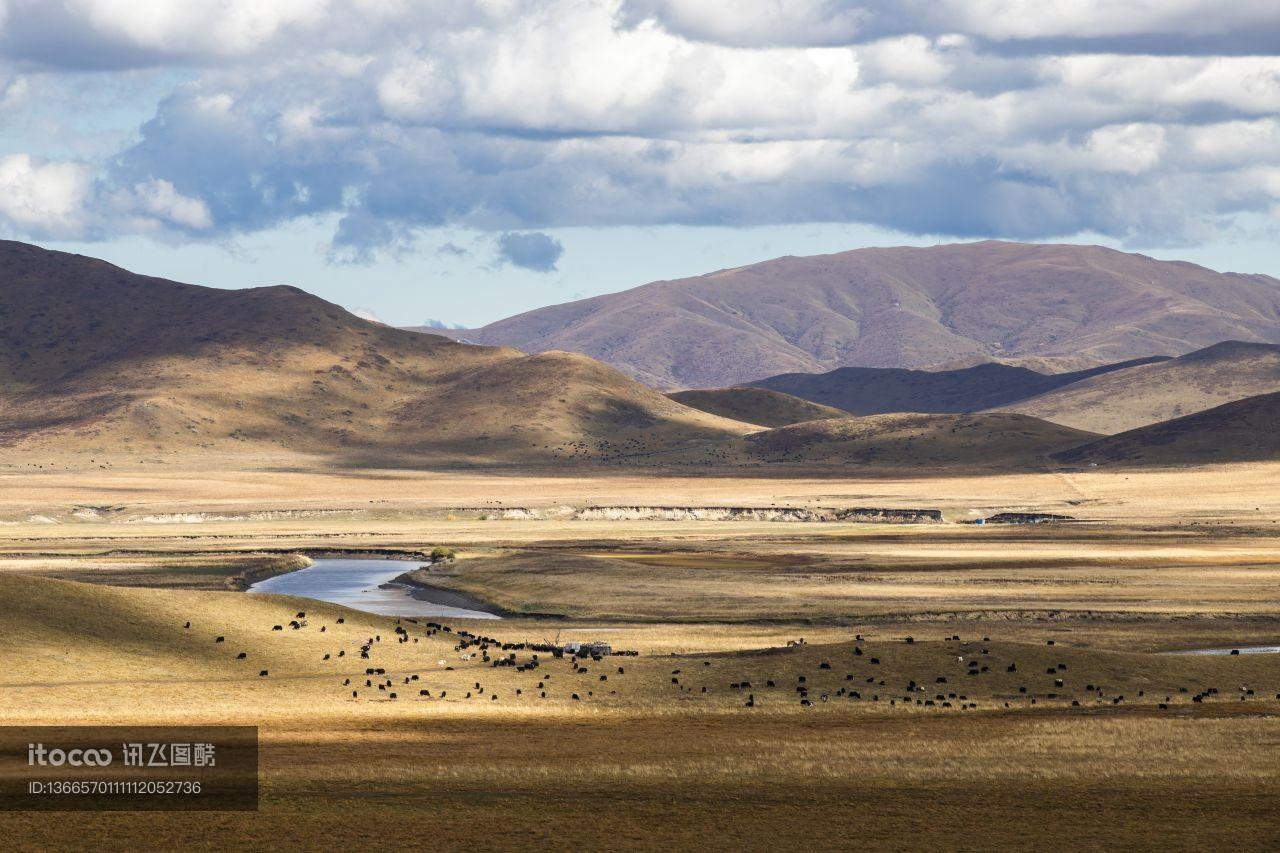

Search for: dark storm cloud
xmin=495 ymin=231 xmax=564 ymax=272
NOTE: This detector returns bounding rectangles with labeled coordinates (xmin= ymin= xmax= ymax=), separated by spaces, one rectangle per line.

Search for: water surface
xmin=247 ymin=557 xmax=500 ymax=619
xmin=1163 ymin=645 xmax=1280 ymax=656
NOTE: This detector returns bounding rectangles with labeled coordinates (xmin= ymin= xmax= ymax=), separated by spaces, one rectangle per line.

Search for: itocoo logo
xmin=27 ymin=743 xmax=113 ymax=767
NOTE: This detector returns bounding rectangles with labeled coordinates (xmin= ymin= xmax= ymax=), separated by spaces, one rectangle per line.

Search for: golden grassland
xmin=0 ymin=553 xmax=310 ymax=590
xmin=8 ymin=713 xmax=1279 ymax=849
xmin=1 ymin=460 xmax=1279 ymax=848
xmin=2 ymin=570 xmax=1279 ymax=848
xmin=2 ymin=455 xmax=1280 ymax=520
xmin=408 ymin=540 xmax=1280 ymax=621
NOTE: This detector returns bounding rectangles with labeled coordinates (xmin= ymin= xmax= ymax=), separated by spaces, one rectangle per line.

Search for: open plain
xmin=1 ymin=459 xmax=1278 ymax=849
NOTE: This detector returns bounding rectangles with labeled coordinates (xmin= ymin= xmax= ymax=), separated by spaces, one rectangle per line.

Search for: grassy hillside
xmin=750 ymin=356 xmax=1166 ymax=416
xmin=666 ymin=386 xmax=851 ymax=427
xmin=0 ymin=241 xmax=751 ymax=464
xmin=997 ymin=341 xmax=1280 ymax=433
xmin=673 ymin=413 xmax=1100 ymax=470
xmin=1055 ymin=391 xmax=1280 ymax=466
xmin=390 ymin=350 xmax=756 ymax=460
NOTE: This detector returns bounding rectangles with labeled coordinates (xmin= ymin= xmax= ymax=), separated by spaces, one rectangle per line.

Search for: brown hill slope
xmin=390 ymin=350 xmax=756 ymax=461
xmin=666 ymin=387 xmax=851 ymax=427
xmin=992 ymin=341 xmax=1280 ymax=433
xmin=749 ymin=356 xmax=1167 ymax=416
xmin=0 ymin=241 xmax=751 ymax=463
xmin=674 ymin=413 xmax=1098 ymax=470
xmin=1053 ymin=391 xmax=1280 ymax=467
xmin=431 ymin=241 xmax=1280 ymax=388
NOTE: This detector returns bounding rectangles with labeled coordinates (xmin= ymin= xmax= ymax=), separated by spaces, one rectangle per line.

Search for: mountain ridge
xmin=4 ymin=239 xmax=1280 ymax=471
xmin=992 ymin=341 xmax=1280 ymax=433
xmin=424 ymin=241 xmax=1280 ymax=388
xmin=748 ymin=355 xmax=1169 ymax=417
xmin=0 ymin=240 xmax=752 ymax=464
xmin=1054 ymin=391 xmax=1280 ymax=466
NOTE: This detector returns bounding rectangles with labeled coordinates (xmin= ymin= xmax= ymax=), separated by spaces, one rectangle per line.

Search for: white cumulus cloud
xmin=0 ymin=0 xmax=1276 ymax=253
xmin=0 ymin=154 xmax=90 ymax=236
xmin=114 ymin=179 xmax=214 ymax=230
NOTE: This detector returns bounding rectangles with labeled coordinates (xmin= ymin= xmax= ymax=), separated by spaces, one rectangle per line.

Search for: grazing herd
xmin=185 ymin=606 xmax=648 ymax=706
xmin=669 ymin=633 xmax=1279 ymax=712
xmin=181 ymin=610 xmax=1279 ymax=714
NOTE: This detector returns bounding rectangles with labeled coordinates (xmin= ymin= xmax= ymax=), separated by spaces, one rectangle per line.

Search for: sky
xmin=1 ymin=1 xmax=1279 ymax=328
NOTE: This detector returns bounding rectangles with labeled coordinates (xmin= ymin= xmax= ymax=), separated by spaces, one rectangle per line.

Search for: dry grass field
xmin=1 ymin=459 xmax=1279 ymax=849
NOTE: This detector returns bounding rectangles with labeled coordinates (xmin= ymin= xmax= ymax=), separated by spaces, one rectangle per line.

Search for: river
xmin=1163 ymin=645 xmax=1280 ymax=655
xmin=246 ymin=557 xmax=500 ymax=619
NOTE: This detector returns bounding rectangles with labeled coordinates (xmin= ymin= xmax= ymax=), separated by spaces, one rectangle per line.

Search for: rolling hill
xmin=748 ymin=356 xmax=1167 ymax=417
xmin=672 ymin=413 xmax=1099 ymax=470
xmin=992 ymin=341 xmax=1280 ymax=433
xmin=1053 ymin=391 xmax=1280 ymax=467
xmin=7 ymin=239 xmax=1276 ymax=472
xmin=0 ymin=240 xmax=752 ymax=464
xmin=387 ymin=350 xmax=756 ymax=461
xmin=666 ymin=387 xmax=851 ymax=428
xmin=427 ymin=241 xmax=1280 ymax=388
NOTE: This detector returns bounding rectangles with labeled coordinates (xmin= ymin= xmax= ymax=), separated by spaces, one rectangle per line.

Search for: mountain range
xmin=739 ymin=341 xmax=1280 ymax=434
xmin=995 ymin=341 xmax=1280 ymax=433
xmin=748 ymin=356 xmax=1168 ymax=419
xmin=427 ymin=241 xmax=1280 ymax=388
xmin=2 ymin=238 xmax=1279 ymax=470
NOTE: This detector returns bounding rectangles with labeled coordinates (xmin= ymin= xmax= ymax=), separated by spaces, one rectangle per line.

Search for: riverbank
xmin=392 ymin=568 xmax=517 ymax=618
xmin=226 ymin=553 xmax=313 ymax=590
